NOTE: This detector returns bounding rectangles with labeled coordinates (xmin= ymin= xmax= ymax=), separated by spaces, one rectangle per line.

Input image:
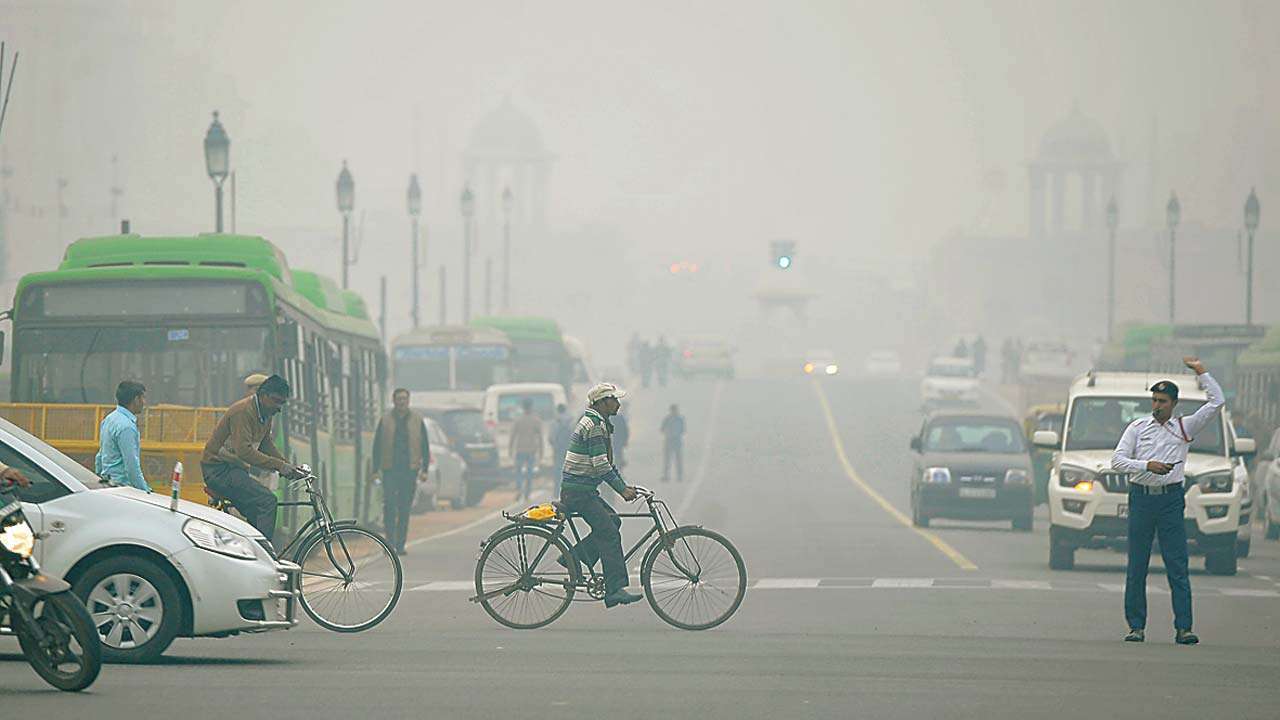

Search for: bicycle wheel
xmin=14 ymin=592 xmax=102 ymax=691
xmin=295 ymin=526 xmax=403 ymax=632
xmin=641 ymin=526 xmax=746 ymax=631
xmin=474 ymin=525 xmax=577 ymax=630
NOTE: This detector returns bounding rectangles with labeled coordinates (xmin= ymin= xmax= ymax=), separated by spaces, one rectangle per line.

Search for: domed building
xmin=1028 ymin=104 xmax=1124 ymax=240
xmin=463 ymin=98 xmax=555 ymax=233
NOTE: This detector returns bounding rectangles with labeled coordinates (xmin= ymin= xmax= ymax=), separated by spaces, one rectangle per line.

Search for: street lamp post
xmin=502 ymin=186 xmax=513 ymax=312
xmin=203 ymin=111 xmax=230 ymax=232
xmin=336 ymin=161 xmax=355 ymax=288
xmin=1106 ymin=196 xmax=1118 ymax=341
xmin=1245 ymin=188 xmax=1261 ymax=326
xmin=407 ymin=174 xmax=422 ymax=328
xmin=1166 ymin=192 xmax=1180 ymax=325
xmin=460 ymin=185 xmax=475 ymax=323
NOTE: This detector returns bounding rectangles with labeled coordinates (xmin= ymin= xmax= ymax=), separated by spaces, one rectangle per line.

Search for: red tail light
xmin=683 ymin=350 xmax=693 ymax=358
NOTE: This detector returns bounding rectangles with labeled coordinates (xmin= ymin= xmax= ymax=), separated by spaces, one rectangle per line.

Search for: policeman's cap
xmin=1149 ymin=380 xmax=1179 ymax=401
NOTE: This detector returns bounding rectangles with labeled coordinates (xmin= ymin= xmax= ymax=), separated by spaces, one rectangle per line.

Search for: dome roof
xmin=1038 ymin=104 xmax=1113 ymax=161
xmin=466 ymin=98 xmax=546 ymax=156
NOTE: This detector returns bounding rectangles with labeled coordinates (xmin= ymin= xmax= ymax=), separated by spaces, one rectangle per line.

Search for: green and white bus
xmin=389 ymin=325 xmax=513 ymax=409
xmin=470 ymin=316 xmax=571 ymax=390
xmin=2 ymin=233 xmax=386 ymax=531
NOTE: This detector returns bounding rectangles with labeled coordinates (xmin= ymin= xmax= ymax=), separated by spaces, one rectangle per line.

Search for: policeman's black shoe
xmin=1175 ymin=629 xmax=1199 ymax=645
xmin=603 ymin=589 xmax=643 ymax=608
xmin=1123 ymin=628 xmax=1145 ymax=643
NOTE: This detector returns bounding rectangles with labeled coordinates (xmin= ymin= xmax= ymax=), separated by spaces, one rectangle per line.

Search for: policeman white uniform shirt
xmin=1111 ymin=372 xmax=1225 ymax=487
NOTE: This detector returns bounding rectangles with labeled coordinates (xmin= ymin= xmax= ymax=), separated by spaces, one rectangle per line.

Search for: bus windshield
xmin=394 ymin=344 xmax=511 ymax=392
xmin=15 ymin=325 xmax=270 ymax=407
xmin=511 ymin=341 xmax=568 ymax=384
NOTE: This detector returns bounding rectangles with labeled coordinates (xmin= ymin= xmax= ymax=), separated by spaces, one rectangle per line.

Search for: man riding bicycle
xmin=201 ymin=374 xmax=306 ymax=545
xmin=558 ymin=382 xmax=643 ymax=608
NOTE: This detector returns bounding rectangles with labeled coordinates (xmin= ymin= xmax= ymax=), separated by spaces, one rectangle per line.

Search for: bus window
xmin=393 ymin=346 xmax=451 ymax=391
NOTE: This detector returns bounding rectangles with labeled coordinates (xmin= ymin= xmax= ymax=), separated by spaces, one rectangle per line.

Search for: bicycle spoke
xmin=298 ymin=528 xmax=401 ymax=631
xmin=644 ymin=529 xmax=745 ymax=630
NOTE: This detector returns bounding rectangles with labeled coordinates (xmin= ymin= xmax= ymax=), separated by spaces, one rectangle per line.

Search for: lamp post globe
xmin=336 ymin=160 xmax=355 ymax=214
xmin=1245 ymin=188 xmax=1260 ymax=233
xmin=502 ymin=185 xmax=513 ymax=214
xmin=1105 ymin=196 xmax=1118 ymax=233
xmin=407 ymin=173 xmax=422 ymax=217
xmin=460 ymin=185 xmax=475 ymax=218
xmin=203 ymin=111 xmax=230 ymax=232
xmin=1166 ymin=192 xmax=1181 ymax=230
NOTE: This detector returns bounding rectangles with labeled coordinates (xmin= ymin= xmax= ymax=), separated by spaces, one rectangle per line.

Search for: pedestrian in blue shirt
xmin=95 ymin=381 xmax=150 ymax=492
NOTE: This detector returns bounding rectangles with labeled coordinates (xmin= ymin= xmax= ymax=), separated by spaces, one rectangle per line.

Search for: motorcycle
xmin=0 ymin=489 xmax=101 ymax=691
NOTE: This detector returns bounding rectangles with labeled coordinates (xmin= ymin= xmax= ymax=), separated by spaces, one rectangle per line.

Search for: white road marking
xmin=872 ymin=578 xmax=934 ymax=588
xmin=1220 ymin=588 xmax=1280 ymax=598
xmin=755 ymin=578 xmax=822 ymax=589
xmin=1098 ymin=583 xmax=1125 ymax=592
xmin=408 ymin=580 xmax=475 ymax=592
xmin=404 ymin=489 xmax=549 ymax=550
xmin=991 ymin=579 xmax=1051 ymax=590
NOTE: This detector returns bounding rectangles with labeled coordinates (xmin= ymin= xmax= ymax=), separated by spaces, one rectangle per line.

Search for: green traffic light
xmin=777 ymin=256 xmax=792 ymax=269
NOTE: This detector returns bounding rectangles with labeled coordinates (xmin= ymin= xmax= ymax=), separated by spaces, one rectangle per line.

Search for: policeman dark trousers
xmin=1124 ymin=484 xmax=1193 ymax=631
xmin=202 ymin=462 xmax=279 ymax=541
xmin=560 ymin=490 xmax=628 ymax=594
xmin=382 ymin=468 xmax=416 ymax=552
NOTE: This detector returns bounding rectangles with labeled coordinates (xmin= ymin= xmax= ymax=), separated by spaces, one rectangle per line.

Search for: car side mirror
xmin=909 ymin=436 xmax=921 ymax=452
xmin=1232 ymin=437 xmax=1257 ymax=458
xmin=1032 ymin=430 xmax=1060 ymax=449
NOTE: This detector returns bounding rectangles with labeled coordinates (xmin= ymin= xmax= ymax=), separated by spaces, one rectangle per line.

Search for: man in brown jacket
xmin=370 ymin=388 xmax=430 ymax=555
xmin=201 ymin=374 xmax=304 ymax=543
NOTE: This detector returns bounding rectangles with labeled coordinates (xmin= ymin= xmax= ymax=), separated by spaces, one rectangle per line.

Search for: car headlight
xmin=1058 ymin=465 xmax=1094 ymax=490
xmin=1005 ymin=469 xmax=1031 ymax=485
xmin=182 ymin=518 xmax=257 ymax=560
xmin=923 ymin=467 xmax=951 ymax=484
xmin=1197 ymin=471 xmax=1233 ymax=494
xmin=0 ymin=518 xmax=35 ymax=559
xmin=825 ymin=364 xmax=839 ymax=375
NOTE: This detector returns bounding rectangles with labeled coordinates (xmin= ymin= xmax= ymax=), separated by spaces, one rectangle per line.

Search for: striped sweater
xmin=560 ymin=408 xmax=626 ymax=495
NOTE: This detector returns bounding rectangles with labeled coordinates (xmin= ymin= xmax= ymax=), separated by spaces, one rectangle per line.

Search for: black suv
xmin=909 ymin=410 xmax=1035 ymax=531
xmin=423 ymin=407 xmax=500 ymax=507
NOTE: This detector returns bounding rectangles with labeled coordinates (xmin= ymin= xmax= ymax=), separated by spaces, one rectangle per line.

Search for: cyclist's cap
xmin=587 ymin=382 xmax=627 ymax=405
xmin=244 ymin=373 xmax=269 ymax=389
xmin=1149 ymin=380 xmax=1179 ymax=401
xmin=258 ymin=374 xmax=291 ymax=397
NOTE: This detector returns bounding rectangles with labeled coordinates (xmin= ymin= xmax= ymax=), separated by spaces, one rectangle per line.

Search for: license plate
xmin=958 ymin=487 xmax=997 ymax=499
xmin=1118 ymin=504 xmax=1128 ymax=518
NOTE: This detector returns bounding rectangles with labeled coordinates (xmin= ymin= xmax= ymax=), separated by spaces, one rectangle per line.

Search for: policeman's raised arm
xmin=1182 ymin=357 xmax=1224 ymax=437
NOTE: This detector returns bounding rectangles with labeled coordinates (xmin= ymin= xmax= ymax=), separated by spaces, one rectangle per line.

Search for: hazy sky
xmin=1 ymin=0 xmax=1276 ymax=348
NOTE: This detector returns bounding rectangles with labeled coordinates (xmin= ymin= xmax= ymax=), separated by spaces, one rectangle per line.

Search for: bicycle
xmin=206 ymin=464 xmax=402 ymax=632
xmin=470 ymin=486 xmax=746 ymax=630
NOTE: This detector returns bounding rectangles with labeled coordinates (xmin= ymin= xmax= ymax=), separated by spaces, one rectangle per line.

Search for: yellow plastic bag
xmin=524 ymin=504 xmax=557 ymax=521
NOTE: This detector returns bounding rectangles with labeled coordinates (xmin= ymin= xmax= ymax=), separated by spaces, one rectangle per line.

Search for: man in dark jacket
xmin=371 ymin=388 xmax=431 ymax=555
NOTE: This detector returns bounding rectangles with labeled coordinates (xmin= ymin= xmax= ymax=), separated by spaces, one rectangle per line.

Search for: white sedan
xmin=920 ymin=357 xmax=980 ymax=405
xmin=0 ymin=417 xmax=299 ymax=663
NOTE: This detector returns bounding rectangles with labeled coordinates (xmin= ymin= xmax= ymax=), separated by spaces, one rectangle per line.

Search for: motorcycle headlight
xmin=923 ymin=467 xmax=951 ymax=484
xmin=182 ymin=518 xmax=257 ymax=560
xmin=1058 ymin=465 xmax=1095 ymax=489
xmin=1004 ymin=469 xmax=1031 ymax=485
xmin=1197 ymin=471 xmax=1233 ymax=494
xmin=0 ymin=518 xmax=35 ymax=559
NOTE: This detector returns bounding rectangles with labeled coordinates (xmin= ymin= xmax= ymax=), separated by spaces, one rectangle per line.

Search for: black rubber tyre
xmin=1049 ymin=541 xmax=1075 ymax=570
xmin=1012 ymin=513 xmax=1034 ymax=532
xmin=474 ymin=525 xmax=578 ymax=630
xmin=1237 ymin=537 xmax=1251 ymax=559
xmin=641 ymin=527 xmax=746 ymax=631
xmin=464 ymin=480 xmax=487 ymax=507
xmin=295 ymin=526 xmax=403 ymax=632
xmin=1266 ymin=514 xmax=1280 ymax=540
xmin=13 ymin=591 xmax=102 ymax=691
xmin=911 ymin=501 xmax=930 ymax=528
xmin=72 ymin=554 xmax=183 ymax=664
xmin=1205 ymin=549 xmax=1238 ymax=576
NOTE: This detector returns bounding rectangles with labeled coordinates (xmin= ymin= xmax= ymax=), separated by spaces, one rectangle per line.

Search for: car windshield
xmin=0 ymin=418 xmax=106 ymax=489
xmin=1064 ymin=397 xmax=1224 ymax=454
xmin=928 ymin=363 xmax=972 ymax=378
xmin=925 ymin=418 xmax=1026 ymax=453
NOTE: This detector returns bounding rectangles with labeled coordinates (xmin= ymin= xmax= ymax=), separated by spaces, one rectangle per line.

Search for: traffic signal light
xmin=771 ymin=240 xmax=795 ymax=270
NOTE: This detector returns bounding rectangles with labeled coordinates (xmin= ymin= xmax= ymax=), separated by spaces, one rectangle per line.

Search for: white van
xmin=482 ymin=383 xmax=568 ymax=470
xmin=1034 ymin=371 xmax=1254 ymax=575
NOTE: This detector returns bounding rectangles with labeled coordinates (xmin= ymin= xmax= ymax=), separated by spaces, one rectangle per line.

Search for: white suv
xmin=1035 ymin=372 xmax=1253 ymax=575
xmin=0 ymin=417 xmax=299 ymax=662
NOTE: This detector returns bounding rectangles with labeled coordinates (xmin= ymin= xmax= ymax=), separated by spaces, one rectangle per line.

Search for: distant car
xmin=1255 ymin=428 xmax=1280 ymax=542
xmin=676 ymin=336 xmax=735 ymax=379
xmin=421 ymin=406 xmax=499 ymax=507
xmin=482 ymin=383 xmax=567 ymax=471
xmin=864 ymin=350 xmax=902 ymax=376
xmin=920 ymin=357 xmax=979 ymax=405
xmin=1018 ymin=339 xmax=1078 ymax=381
xmin=803 ymin=349 xmax=839 ymax=377
xmin=413 ymin=417 xmax=468 ymax=512
xmin=909 ymin=410 xmax=1035 ymax=530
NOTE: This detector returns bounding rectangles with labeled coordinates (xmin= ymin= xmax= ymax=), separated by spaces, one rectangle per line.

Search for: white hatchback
xmin=921 ymin=357 xmax=980 ymax=405
xmin=0 ymin=418 xmax=299 ymax=663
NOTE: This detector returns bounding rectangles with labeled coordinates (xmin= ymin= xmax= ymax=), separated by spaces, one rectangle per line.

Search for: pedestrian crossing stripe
xmin=402 ymin=577 xmax=1280 ymax=598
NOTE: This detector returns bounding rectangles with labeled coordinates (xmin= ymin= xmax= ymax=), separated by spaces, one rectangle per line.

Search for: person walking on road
xmin=654 ymin=336 xmax=673 ymax=387
xmin=660 ymin=404 xmax=686 ymax=482
xmin=638 ymin=340 xmax=654 ymax=388
xmin=1112 ymin=356 xmax=1224 ymax=645
xmin=550 ymin=403 xmax=574 ymax=497
xmin=201 ymin=374 xmax=306 ymax=546
xmin=371 ymin=388 xmax=431 ymax=555
xmin=559 ymin=382 xmax=643 ymax=608
xmin=510 ymin=398 xmax=543 ymax=501
xmin=95 ymin=380 xmax=151 ymax=492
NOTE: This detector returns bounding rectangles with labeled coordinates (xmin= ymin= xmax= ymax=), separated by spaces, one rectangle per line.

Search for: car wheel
xmin=911 ymin=501 xmax=929 ymax=528
xmin=72 ymin=554 xmax=183 ymax=664
xmin=1205 ymin=549 xmax=1238 ymax=576
xmin=1237 ymin=537 xmax=1251 ymax=558
xmin=1048 ymin=531 xmax=1075 ymax=570
xmin=1267 ymin=513 xmax=1280 ymax=540
xmin=1012 ymin=513 xmax=1033 ymax=532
